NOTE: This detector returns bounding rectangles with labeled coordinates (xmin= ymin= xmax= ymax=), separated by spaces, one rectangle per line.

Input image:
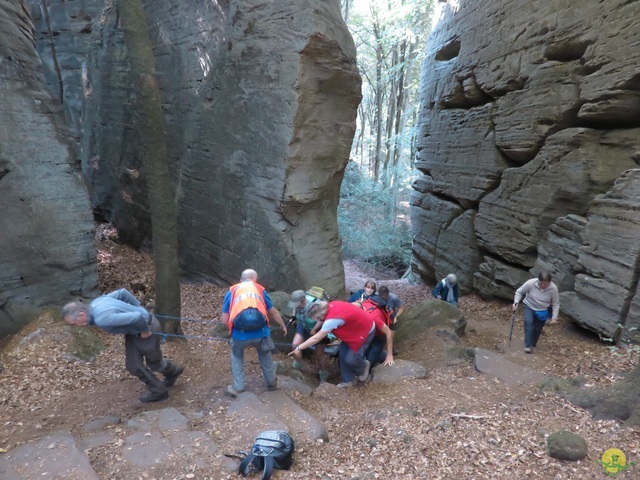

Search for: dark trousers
xmin=124 ymin=317 xmax=172 ymax=394
xmin=523 ymin=305 xmax=546 ymax=348
xmin=365 ymin=335 xmax=387 ymax=367
xmin=339 ymin=330 xmax=375 ymax=382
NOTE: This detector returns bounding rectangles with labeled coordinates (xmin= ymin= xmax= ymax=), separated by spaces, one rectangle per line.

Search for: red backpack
xmin=360 ymin=297 xmax=392 ymax=327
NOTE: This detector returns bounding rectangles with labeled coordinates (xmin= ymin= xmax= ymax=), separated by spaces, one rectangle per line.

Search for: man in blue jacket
xmin=432 ymin=274 xmax=460 ymax=307
xmin=62 ymin=289 xmax=184 ymax=403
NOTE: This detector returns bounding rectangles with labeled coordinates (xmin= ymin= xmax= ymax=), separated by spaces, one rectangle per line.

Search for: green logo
xmin=598 ymin=448 xmax=637 ymax=477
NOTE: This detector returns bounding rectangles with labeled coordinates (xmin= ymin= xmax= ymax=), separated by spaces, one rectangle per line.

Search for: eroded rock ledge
xmin=412 ymin=0 xmax=640 ymax=342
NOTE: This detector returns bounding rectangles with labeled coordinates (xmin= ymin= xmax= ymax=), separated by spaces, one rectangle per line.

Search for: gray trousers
xmin=124 ymin=317 xmax=170 ymax=394
xmin=230 ymin=337 xmax=276 ymax=391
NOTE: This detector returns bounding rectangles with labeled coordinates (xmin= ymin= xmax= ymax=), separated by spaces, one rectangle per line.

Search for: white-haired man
xmin=222 ymin=269 xmax=287 ymax=397
xmin=432 ymin=273 xmax=460 ymax=307
xmin=62 ymin=289 xmax=184 ymax=403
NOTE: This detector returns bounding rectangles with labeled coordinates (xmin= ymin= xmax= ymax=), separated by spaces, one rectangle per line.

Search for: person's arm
xmin=107 ymin=289 xmax=142 ymax=306
xmin=549 ymin=286 xmax=560 ymax=323
xmin=393 ymin=306 xmax=405 ymax=323
xmin=288 ymin=329 xmax=329 ymax=355
xmin=380 ymin=324 xmax=394 ymax=366
xmin=432 ymin=282 xmax=442 ymax=299
xmin=309 ymin=321 xmax=322 ymax=335
xmin=96 ymin=311 xmax=150 ymax=335
xmin=513 ymin=279 xmax=532 ymax=311
xmin=268 ymin=307 xmax=287 ymax=335
xmin=221 ymin=291 xmax=231 ymax=330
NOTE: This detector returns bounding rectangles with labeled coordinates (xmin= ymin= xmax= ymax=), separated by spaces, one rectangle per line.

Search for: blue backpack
xmin=239 ymin=430 xmax=294 ymax=480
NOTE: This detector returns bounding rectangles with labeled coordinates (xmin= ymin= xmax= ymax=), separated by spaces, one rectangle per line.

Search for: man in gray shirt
xmin=62 ymin=289 xmax=184 ymax=403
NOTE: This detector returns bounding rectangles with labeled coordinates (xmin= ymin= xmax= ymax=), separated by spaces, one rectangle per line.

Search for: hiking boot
xmin=139 ymin=390 xmax=169 ymax=403
xmin=267 ymin=384 xmax=277 ymax=391
xmin=358 ymin=360 xmax=371 ymax=382
xmin=225 ymin=385 xmax=244 ymax=398
xmin=292 ymin=360 xmax=303 ymax=371
xmin=336 ymin=381 xmax=356 ymax=388
xmin=163 ymin=365 xmax=185 ymax=387
xmin=524 ymin=347 xmax=532 ymax=353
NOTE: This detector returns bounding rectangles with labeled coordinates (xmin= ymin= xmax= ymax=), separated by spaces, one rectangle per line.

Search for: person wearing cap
xmin=432 ymin=273 xmax=460 ymax=307
xmin=62 ymin=289 xmax=184 ymax=403
xmin=289 ymin=290 xmax=330 ymax=382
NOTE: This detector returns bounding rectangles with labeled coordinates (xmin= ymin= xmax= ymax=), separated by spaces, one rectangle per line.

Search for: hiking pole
xmin=509 ymin=312 xmax=516 ymax=344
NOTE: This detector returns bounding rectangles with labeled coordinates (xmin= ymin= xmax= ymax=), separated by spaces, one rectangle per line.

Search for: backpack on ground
xmin=239 ymin=430 xmax=294 ymax=480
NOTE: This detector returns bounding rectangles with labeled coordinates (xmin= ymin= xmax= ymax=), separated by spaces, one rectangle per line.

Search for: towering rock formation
xmin=413 ymin=0 xmax=640 ymax=342
xmin=0 ymin=0 xmax=98 ymax=336
xmin=30 ymin=0 xmax=361 ymax=295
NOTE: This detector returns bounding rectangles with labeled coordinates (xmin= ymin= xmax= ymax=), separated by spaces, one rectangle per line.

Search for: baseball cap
xmin=288 ymin=290 xmax=306 ymax=309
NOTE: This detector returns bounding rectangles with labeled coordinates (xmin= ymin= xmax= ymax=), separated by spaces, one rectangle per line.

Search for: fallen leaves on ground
xmin=0 ymin=225 xmax=638 ymax=479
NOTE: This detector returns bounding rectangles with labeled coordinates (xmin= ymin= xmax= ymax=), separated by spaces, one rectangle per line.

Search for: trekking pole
xmin=509 ymin=312 xmax=516 ymax=344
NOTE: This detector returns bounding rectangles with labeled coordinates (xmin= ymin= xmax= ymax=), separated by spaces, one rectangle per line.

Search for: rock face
xmin=0 ymin=1 xmax=98 ymax=337
xmin=412 ymin=0 xmax=640 ymax=341
xmin=561 ymin=170 xmax=640 ymax=344
xmin=30 ymin=0 xmax=361 ymax=295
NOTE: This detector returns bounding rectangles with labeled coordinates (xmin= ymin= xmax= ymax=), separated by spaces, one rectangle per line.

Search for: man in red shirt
xmin=288 ymin=300 xmax=375 ymax=388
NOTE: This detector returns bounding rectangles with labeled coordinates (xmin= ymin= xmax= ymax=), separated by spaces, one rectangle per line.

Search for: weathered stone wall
xmin=413 ymin=0 xmax=640 ymax=341
xmin=0 ymin=0 xmax=98 ymax=336
xmin=30 ymin=0 xmax=360 ymax=295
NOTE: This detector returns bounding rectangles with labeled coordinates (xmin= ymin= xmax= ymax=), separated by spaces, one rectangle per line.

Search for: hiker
xmin=288 ymin=300 xmax=374 ymax=388
xmin=348 ymin=279 xmax=377 ymax=303
xmin=359 ymin=296 xmax=395 ymax=368
xmin=62 ymin=289 xmax=184 ymax=403
xmin=378 ymin=285 xmax=404 ymax=330
xmin=432 ymin=273 xmax=460 ymax=307
xmin=513 ymin=270 xmax=560 ymax=353
xmin=289 ymin=289 xmax=330 ymax=382
xmin=222 ymin=269 xmax=288 ymax=397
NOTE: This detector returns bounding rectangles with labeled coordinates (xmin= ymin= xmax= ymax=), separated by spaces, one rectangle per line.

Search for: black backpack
xmin=239 ymin=430 xmax=294 ymax=480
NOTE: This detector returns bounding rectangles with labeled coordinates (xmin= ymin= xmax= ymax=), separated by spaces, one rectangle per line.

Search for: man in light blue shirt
xmin=62 ymin=289 xmax=184 ymax=403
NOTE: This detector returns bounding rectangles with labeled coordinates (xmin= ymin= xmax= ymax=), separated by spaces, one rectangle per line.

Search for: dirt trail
xmin=1 ymin=242 xmax=639 ymax=478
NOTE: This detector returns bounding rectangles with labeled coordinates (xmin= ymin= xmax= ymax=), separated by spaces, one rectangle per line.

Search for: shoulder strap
xmin=259 ymin=455 xmax=274 ymax=480
xmin=239 ymin=453 xmax=255 ymax=476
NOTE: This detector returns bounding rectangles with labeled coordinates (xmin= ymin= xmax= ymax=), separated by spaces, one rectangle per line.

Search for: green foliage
xmin=338 ymin=161 xmax=412 ymax=268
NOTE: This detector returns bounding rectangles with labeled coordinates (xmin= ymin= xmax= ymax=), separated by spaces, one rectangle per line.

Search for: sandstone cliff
xmin=30 ymin=0 xmax=361 ymax=295
xmin=413 ymin=0 xmax=640 ymax=342
xmin=0 ymin=0 xmax=98 ymax=336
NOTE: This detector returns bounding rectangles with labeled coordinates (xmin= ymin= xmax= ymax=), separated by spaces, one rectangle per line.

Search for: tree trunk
xmin=118 ymin=0 xmax=182 ymax=334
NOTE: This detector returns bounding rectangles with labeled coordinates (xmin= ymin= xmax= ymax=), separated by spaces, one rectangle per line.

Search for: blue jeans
xmin=365 ymin=335 xmax=387 ymax=367
xmin=339 ymin=330 xmax=375 ymax=382
xmin=523 ymin=305 xmax=546 ymax=348
xmin=230 ymin=337 xmax=276 ymax=391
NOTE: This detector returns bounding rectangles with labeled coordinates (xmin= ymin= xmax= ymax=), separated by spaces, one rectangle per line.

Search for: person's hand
xmin=383 ymin=355 xmax=394 ymax=366
xmin=512 ymin=303 xmax=518 ymax=312
xmin=549 ymin=318 xmax=558 ymax=325
xmin=140 ymin=331 xmax=152 ymax=339
xmin=393 ymin=316 xmax=399 ymax=324
xmin=288 ymin=345 xmax=301 ymax=357
xmin=281 ymin=325 xmax=288 ymax=336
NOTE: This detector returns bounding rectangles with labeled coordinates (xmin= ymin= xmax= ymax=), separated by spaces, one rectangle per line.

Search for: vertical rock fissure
xmin=616 ymin=247 xmax=640 ymax=342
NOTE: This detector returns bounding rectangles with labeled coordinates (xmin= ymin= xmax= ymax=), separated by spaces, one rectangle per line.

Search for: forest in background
xmin=338 ymin=0 xmax=434 ymax=271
